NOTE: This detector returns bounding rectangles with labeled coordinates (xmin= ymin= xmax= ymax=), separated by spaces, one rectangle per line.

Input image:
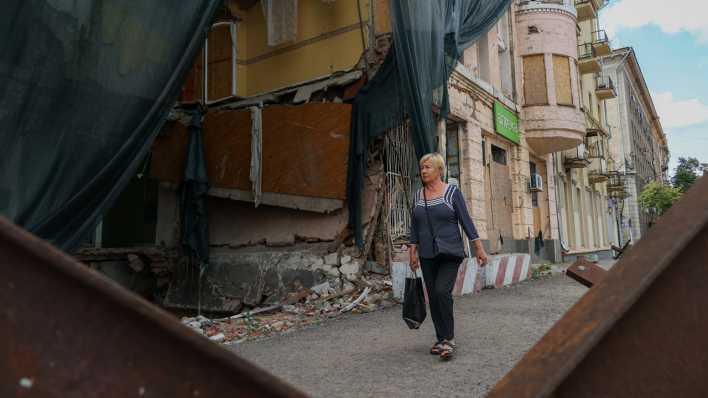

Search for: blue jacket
xmin=410 ymin=184 xmax=480 ymax=259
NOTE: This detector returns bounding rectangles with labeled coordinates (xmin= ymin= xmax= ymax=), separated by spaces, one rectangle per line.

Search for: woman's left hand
xmin=473 ymin=240 xmax=488 ymax=266
xmin=475 ymin=248 xmax=488 ymax=266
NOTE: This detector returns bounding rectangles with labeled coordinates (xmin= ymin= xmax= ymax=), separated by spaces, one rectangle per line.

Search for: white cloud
xmin=601 ymin=0 xmax=708 ymax=43
xmin=652 ymin=92 xmax=708 ymax=128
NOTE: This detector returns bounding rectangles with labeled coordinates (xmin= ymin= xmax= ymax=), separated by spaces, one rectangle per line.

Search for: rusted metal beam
xmin=489 ymin=176 xmax=708 ymax=398
xmin=565 ymin=257 xmax=607 ymax=288
xmin=0 ymin=217 xmax=307 ymax=397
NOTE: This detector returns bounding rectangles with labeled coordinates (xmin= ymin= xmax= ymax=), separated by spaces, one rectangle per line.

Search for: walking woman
xmin=409 ymin=153 xmax=488 ymax=360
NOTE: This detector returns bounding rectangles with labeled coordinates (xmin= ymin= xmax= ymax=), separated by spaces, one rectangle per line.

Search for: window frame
xmin=203 ymin=21 xmax=238 ymax=104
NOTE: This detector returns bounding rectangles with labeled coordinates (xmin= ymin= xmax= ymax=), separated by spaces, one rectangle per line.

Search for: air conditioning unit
xmin=529 ymin=173 xmax=544 ymax=192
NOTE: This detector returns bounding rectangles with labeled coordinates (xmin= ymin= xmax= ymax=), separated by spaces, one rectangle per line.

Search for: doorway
xmin=485 ymin=141 xmax=513 ymax=252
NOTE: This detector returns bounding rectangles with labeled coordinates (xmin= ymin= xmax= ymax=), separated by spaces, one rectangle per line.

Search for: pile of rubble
xmin=180 ymin=274 xmax=397 ymax=344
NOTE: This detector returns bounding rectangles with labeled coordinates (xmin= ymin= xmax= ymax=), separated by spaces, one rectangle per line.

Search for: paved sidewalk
xmin=231 ymin=275 xmax=586 ymax=397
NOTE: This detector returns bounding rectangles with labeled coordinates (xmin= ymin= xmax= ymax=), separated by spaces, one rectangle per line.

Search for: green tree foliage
xmin=672 ymin=157 xmax=707 ymax=193
xmin=638 ymin=182 xmax=682 ymax=215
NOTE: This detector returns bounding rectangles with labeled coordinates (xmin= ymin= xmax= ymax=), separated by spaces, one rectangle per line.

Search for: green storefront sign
xmin=494 ymin=101 xmax=520 ymax=145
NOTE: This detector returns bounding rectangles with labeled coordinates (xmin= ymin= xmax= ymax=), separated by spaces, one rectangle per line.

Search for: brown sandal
xmin=439 ymin=341 xmax=455 ymax=360
xmin=430 ymin=342 xmax=443 ymax=355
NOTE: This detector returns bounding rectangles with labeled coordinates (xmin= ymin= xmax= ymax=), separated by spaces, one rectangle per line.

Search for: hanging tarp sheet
xmin=181 ymin=111 xmax=210 ymax=266
xmin=348 ymin=0 xmax=512 ymax=246
xmin=0 ymin=0 xmax=220 ymax=250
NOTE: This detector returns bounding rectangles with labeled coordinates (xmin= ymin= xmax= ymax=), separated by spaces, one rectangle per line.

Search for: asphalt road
xmin=231 ymin=275 xmax=586 ymax=398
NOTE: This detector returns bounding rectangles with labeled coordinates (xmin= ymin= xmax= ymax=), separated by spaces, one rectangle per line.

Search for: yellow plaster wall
xmin=233 ymin=0 xmax=372 ymax=97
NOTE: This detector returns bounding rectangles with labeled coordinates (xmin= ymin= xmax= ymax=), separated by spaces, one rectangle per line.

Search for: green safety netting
xmin=0 ymin=0 xmax=220 ymax=253
xmin=348 ymin=0 xmax=513 ymax=246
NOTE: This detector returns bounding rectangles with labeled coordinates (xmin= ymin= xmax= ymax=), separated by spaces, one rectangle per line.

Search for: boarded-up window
xmin=553 ymin=55 xmax=573 ymax=106
xmin=523 ymin=55 xmax=548 ymax=105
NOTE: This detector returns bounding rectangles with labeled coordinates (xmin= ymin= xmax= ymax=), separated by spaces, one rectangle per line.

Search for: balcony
xmin=575 ymin=0 xmax=607 ymax=22
xmin=564 ymin=143 xmax=591 ymax=168
xmin=588 ymin=158 xmax=609 ymax=183
xmin=607 ymin=172 xmax=629 ymax=198
xmin=592 ymin=30 xmax=611 ymax=56
xmin=578 ymin=43 xmax=601 ymax=74
xmin=595 ymin=76 xmax=616 ymax=100
xmin=585 ymin=130 xmax=606 ymax=158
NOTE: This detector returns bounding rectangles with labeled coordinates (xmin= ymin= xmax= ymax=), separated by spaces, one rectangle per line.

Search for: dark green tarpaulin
xmin=181 ymin=111 xmax=210 ymax=265
xmin=348 ymin=0 xmax=513 ymax=246
xmin=0 ymin=0 xmax=220 ymax=251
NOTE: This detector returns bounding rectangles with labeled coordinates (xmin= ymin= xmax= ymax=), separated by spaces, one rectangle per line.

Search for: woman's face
xmin=420 ymin=160 xmax=440 ymax=185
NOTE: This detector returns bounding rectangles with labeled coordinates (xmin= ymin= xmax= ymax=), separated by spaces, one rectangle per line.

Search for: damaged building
xmin=77 ymin=0 xmax=631 ymax=312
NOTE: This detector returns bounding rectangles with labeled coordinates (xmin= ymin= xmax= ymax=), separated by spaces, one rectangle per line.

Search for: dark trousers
xmin=420 ymin=255 xmax=462 ymax=342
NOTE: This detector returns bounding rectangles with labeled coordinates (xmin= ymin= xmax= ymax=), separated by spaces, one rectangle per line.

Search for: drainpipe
xmin=552 ymin=152 xmax=566 ymax=262
xmin=507 ymin=6 xmax=518 ymax=104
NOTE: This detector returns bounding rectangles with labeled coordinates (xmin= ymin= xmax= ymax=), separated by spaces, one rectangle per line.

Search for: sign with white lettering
xmin=494 ymin=101 xmax=520 ymax=145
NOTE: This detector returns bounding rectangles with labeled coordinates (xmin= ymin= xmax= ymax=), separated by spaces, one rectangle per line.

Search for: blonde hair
xmin=419 ymin=152 xmax=446 ymax=178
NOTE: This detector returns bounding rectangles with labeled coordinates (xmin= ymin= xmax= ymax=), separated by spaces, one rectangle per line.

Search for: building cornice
xmin=515 ymin=1 xmax=577 ymax=19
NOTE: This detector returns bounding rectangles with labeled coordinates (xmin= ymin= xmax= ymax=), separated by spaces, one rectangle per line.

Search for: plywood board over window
xmin=523 ymin=55 xmax=548 ymax=106
xmin=553 ymin=55 xmax=573 ymax=106
xmin=150 ymin=103 xmax=351 ymax=202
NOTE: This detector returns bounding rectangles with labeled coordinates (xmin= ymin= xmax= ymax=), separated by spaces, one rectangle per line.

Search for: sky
xmin=600 ymin=0 xmax=708 ymax=175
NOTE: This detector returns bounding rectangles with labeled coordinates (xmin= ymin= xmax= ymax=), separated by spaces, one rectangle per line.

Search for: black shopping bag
xmin=402 ymin=276 xmax=426 ymax=329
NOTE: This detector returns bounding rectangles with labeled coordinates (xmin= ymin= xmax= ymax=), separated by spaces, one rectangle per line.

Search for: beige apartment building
xmin=425 ymin=2 xmax=563 ymax=265
xmin=430 ymin=0 xmax=626 ymax=263
xmin=601 ymin=48 xmax=670 ymax=244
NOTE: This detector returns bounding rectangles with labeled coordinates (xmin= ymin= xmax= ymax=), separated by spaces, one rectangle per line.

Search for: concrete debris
xmin=339 ymin=261 xmax=360 ymax=280
xmin=310 ymin=281 xmax=335 ymax=296
xmin=365 ymin=260 xmax=388 ymax=275
xmin=184 ymin=273 xmax=397 ymax=344
xmin=324 ymin=253 xmax=339 ymax=266
xmin=340 ymin=287 xmax=370 ymax=314
xmin=209 ymin=333 xmax=226 ymax=343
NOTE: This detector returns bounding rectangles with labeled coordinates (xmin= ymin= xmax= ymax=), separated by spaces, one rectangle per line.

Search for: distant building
xmin=601 ymin=48 xmax=669 ymax=242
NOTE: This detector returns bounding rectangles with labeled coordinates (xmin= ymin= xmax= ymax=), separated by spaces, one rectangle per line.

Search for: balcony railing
xmin=589 ymin=157 xmax=609 ymax=183
xmin=596 ymin=75 xmax=614 ymax=90
xmin=593 ymin=29 xmax=608 ymax=43
xmin=564 ymin=143 xmax=591 ymax=168
xmin=585 ymin=133 xmax=606 ymax=159
xmin=575 ymin=0 xmax=608 ymax=11
xmin=577 ymin=42 xmax=601 ymax=74
xmin=578 ymin=42 xmax=596 ymax=60
xmin=574 ymin=0 xmax=609 ymax=21
xmin=596 ymin=75 xmax=617 ymax=100
xmin=592 ymin=30 xmax=611 ymax=56
xmin=607 ymin=172 xmax=628 ymax=197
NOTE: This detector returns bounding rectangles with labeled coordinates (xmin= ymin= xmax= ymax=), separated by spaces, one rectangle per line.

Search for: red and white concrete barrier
xmin=392 ymin=253 xmax=532 ymax=300
xmin=483 ymin=253 xmax=532 ymax=289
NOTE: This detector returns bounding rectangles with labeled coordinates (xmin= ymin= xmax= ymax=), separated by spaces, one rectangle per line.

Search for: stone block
xmin=339 ymin=260 xmax=361 ymax=280
xmin=324 ymin=253 xmax=339 ymax=266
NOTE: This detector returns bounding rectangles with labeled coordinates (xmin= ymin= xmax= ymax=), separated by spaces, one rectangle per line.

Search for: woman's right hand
xmin=409 ymin=255 xmax=420 ymax=273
